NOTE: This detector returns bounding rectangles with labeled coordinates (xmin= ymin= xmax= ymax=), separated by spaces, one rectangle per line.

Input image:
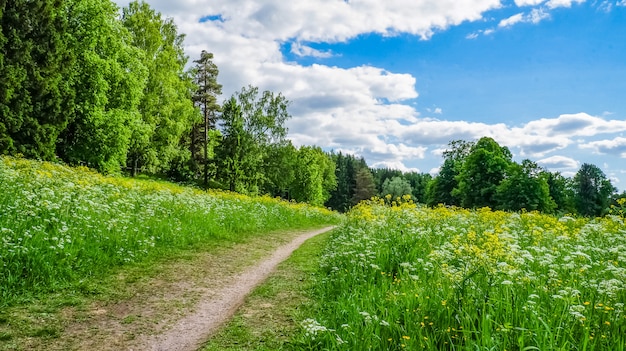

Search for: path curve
xmin=137 ymin=226 xmax=335 ymax=351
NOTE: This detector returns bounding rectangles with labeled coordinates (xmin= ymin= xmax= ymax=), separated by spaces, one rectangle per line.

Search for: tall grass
xmin=0 ymin=156 xmax=339 ymax=307
xmin=296 ymin=199 xmax=626 ymax=350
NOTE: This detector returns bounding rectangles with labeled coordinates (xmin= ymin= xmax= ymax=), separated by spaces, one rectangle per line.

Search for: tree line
xmin=1 ymin=1 xmax=622 ymax=216
xmin=0 ymin=0 xmax=338 ymax=206
xmin=325 ymin=137 xmax=623 ymax=217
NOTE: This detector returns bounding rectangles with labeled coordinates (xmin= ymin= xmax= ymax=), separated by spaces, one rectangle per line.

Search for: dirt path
xmin=135 ymin=226 xmax=334 ymax=351
xmin=8 ymin=227 xmax=335 ymax=351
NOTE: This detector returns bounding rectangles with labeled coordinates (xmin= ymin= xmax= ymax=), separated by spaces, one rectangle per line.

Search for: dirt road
xmin=136 ymin=226 xmax=334 ymax=351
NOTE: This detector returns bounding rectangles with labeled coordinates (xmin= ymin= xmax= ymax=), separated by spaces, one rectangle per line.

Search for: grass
xmin=292 ymin=199 xmax=626 ymax=350
xmin=200 ymin=230 xmax=333 ymax=351
xmin=0 ymin=156 xmax=339 ymax=307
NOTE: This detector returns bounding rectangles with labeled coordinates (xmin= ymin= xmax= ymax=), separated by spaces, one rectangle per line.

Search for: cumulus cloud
xmin=580 ymin=137 xmax=626 ymax=157
xmin=290 ymin=43 xmax=334 ymax=58
xmin=111 ymin=0 xmax=623 ymax=177
xmin=521 ymin=113 xmax=626 ymax=137
xmin=536 ymin=155 xmax=580 ymax=169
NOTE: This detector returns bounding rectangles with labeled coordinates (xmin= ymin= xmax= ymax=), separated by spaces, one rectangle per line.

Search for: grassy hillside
xmin=295 ymin=200 xmax=626 ymax=350
xmin=0 ymin=156 xmax=340 ymax=307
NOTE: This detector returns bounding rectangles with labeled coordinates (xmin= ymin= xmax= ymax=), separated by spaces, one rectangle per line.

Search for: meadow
xmin=0 ymin=156 xmax=339 ymax=307
xmin=296 ymin=198 xmax=626 ymax=350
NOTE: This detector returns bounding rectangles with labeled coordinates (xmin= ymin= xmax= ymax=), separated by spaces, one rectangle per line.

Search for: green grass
xmin=293 ymin=200 xmax=626 ymax=350
xmin=201 ymin=230 xmax=332 ymax=351
xmin=0 ymin=156 xmax=340 ymax=307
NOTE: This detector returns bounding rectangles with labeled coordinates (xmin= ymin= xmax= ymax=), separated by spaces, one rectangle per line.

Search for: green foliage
xmin=122 ymin=0 xmax=196 ymax=175
xmin=291 ymin=146 xmax=337 ymax=207
xmin=326 ymin=152 xmax=367 ymax=212
xmin=573 ymin=163 xmax=616 ymax=217
xmin=215 ymin=86 xmax=292 ymax=195
xmin=261 ymin=142 xmax=298 ymax=198
xmin=454 ymin=137 xmax=513 ymax=208
xmin=496 ymin=159 xmax=556 ymax=213
xmin=351 ymin=167 xmax=377 ymax=206
xmin=425 ymin=140 xmax=474 ymax=207
xmin=545 ymin=171 xmax=575 ymax=214
xmin=0 ymin=0 xmax=74 ymax=159
xmin=215 ymin=97 xmax=259 ymax=192
xmin=381 ymin=176 xmax=413 ymax=201
xmin=57 ymin=0 xmax=147 ymax=174
xmin=403 ymin=172 xmax=432 ymax=204
xmin=371 ymin=168 xmax=403 ymax=194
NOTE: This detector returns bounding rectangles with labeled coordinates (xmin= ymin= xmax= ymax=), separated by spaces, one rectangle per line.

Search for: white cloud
xmin=528 ymin=8 xmax=551 ymax=23
xmin=110 ymin=0 xmax=625 ymax=179
xmin=290 ymin=43 xmax=334 ymax=58
xmin=580 ymin=137 xmax=626 ymax=157
xmin=499 ymin=13 xmax=524 ymax=27
xmin=619 ymin=0 xmax=626 ymax=7
xmin=536 ymin=155 xmax=580 ymax=169
xmin=498 ymin=8 xmax=550 ymax=29
xmin=521 ymin=113 xmax=626 ymax=138
xmin=545 ymin=0 xmax=586 ymax=9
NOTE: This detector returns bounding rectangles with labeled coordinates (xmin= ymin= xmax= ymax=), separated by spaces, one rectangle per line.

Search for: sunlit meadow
xmin=297 ymin=198 xmax=626 ymax=350
xmin=0 ymin=156 xmax=339 ymax=307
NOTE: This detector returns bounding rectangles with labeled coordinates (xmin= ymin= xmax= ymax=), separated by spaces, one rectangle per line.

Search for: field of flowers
xmin=298 ymin=199 xmax=626 ymax=350
xmin=0 ymin=156 xmax=339 ymax=307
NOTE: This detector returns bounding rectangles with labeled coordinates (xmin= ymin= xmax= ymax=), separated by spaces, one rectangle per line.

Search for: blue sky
xmin=115 ymin=0 xmax=626 ymax=190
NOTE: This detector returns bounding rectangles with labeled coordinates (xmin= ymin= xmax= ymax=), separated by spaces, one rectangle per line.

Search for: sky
xmin=115 ymin=0 xmax=626 ymax=191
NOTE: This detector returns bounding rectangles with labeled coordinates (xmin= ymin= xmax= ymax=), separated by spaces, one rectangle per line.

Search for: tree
xmin=0 ymin=0 xmax=74 ymax=159
xmin=215 ymin=86 xmax=292 ymax=194
xmin=351 ymin=167 xmax=377 ymax=206
xmin=426 ymin=140 xmax=474 ymax=207
xmin=57 ymin=0 xmax=146 ymax=173
xmin=544 ymin=171 xmax=575 ymax=214
xmin=190 ymin=50 xmax=222 ymax=186
xmin=291 ymin=146 xmax=336 ymax=206
xmin=572 ymin=163 xmax=616 ymax=217
xmin=404 ymin=172 xmax=432 ymax=204
xmin=235 ymin=85 xmax=290 ymax=145
xmin=215 ymin=97 xmax=259 ymax=193
xmin=371 ymin=168 xmax=403 ymax=195
xmin=454 ymin=137 xmax=512 ymax=208
xmin=122 ymin=0 xmax=196 ymax=175
xmin=496 ymin=160 xmax=555 ymax=213
xmin=326 ymin=152 xmax=366 ymax=212
xmin=381 ymin=176 xmax=413 ymax=202
xmin=260 ymin=141 xmax=298 ymax=198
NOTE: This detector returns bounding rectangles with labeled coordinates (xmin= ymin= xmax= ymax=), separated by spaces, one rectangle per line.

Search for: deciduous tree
xmin=572 ymin=163 xmax=616 ymax=217
xmin=454 ymin=137 xmax=512 ymax=209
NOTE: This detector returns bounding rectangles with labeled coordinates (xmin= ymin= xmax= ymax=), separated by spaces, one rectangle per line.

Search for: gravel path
xmin=135 ymin=226 xmax=335 ymax=351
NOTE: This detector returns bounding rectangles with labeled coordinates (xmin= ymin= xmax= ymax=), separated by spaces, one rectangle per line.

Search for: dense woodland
xmin=1 ymin=0 xmax=623 ymax=216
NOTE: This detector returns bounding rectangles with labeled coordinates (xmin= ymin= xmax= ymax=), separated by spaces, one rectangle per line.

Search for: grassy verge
xmin=200 ymin=230 xmax=332 ymax=351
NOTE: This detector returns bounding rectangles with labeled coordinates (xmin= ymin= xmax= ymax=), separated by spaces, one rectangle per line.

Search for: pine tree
xmin=191 ymin=50 xmax=222 ymax=186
